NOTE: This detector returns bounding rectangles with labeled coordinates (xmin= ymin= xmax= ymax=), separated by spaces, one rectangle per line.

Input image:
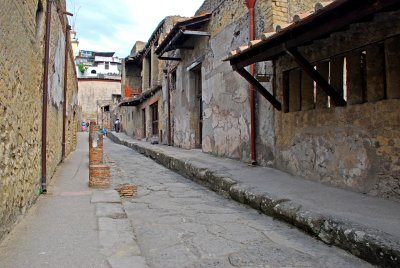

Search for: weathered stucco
xmin=0 ymin=0 xmax=79 ymax=241
xmin=78 ymin=79 xmax=121 ymax=122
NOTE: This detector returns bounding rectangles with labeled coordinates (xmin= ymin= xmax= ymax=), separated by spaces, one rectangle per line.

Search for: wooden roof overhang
xmin=155 ymin=13 xmax=212 ymax=61
xmin=226 ymin=0 xmax=400 ymax=111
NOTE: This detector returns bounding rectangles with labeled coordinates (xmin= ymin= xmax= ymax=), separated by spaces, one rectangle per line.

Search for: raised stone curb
xmin=107 ymin=132 xmax=400 ymax=267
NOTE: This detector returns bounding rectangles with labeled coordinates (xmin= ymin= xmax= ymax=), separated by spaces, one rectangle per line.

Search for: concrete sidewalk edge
xmin=107 ymin=132 xmax=400 ymax=267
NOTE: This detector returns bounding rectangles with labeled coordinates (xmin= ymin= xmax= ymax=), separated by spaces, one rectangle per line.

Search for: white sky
xmin=66 ymin=0 xmax=205 ymax=57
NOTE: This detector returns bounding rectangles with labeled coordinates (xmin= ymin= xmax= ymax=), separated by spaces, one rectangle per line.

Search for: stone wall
xmin=274 ymin=10 xmax=400 ymax=200
xmin=162 ymin=0 xmax=317 ymax=163
xmin=0 ymin=0 xmax=79 ymax=241
xmin=77 ymin=79 xmax=121 ymax=122
xmin=121 ymin=18 xmax=181 ymax=142
xmin=169 ymin=0 xmax=262 ymax=160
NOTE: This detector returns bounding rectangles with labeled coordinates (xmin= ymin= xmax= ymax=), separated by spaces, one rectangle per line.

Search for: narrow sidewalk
xmin=108 ymin=131 xmax=400 ymax=267
xmin=0 ymin=133 xmax=108 ymax=268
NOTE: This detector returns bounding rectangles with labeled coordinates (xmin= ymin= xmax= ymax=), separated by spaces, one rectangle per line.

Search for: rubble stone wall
xmin=274 ymin=10 xmax=400 ymax=200
xmin=0 ymin=0 xmax=79 ymax=241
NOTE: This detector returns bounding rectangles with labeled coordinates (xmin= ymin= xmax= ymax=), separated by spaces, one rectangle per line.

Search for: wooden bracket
xmin=236 ymin=68 xmax=282 ymax=111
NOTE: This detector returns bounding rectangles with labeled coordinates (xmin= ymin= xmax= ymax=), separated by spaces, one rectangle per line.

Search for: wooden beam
xmin=182 ymin=30 xmax=210 ymax=36
xmin=236 ymin=68 xmax=282 ymax=111
xmin=158 ymin=56 xmax=182 ymax=61
xmin=285 ymin=47 xmax=347 ymax=106
xmin=157 ymin=29 xmax=184 ymax=56
xmin=229 ymin=0 xmax=400 ymax=70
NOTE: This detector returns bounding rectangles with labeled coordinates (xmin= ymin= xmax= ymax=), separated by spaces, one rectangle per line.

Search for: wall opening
xmin=190 ymin=64 xmax=203 ymax=148
xmin=151 ymin=102 xmax=159 ymax=136
xmin=35 ymin=0 xmax=44 ymax=42
xmin=142 ymin=108 xmax=146 ymax=138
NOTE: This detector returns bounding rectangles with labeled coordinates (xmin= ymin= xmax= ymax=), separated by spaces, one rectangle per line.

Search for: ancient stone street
xmin=2 ymin=1 xmax=400 ymax=267
xmin=104 ymin=138 xmax=372 ymax=268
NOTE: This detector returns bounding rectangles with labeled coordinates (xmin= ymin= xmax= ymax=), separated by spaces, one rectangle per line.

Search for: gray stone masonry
xmin=107 ymin=131 xmax=400 ymax=267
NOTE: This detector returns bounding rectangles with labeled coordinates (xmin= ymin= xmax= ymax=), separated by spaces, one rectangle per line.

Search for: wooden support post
xmin=289 ymin=69 xmax=301 ymax=112
xmin=366 ymin=44 xmax=385 ymax=102
xmin=330 ymin=56 xmax=344 ymax=107
xmin=346 ymin=51 xmax=364 ymax=104
xmin=316 ymin=61 xmax=329 ymax=109
xmin=385 ymin=36 xmax=400 ymax=99
xmin=282 ymin=71 xmax=290 ymax=113
xmin=301 ymin=70 xmax=315 ymax=111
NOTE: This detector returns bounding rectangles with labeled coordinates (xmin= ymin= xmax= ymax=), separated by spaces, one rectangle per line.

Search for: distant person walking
xmin=114 ymin=118 xmax=120 ymax=133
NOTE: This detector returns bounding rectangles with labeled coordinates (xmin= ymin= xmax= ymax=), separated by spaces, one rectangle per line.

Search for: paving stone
xmin=96 ymin=203 xmax=127 ymax=219
xmin=103 ymin=136 xmax=373 ymax=267
xmin=98 ymin=218 xmax=141 ymax=257
xmin=107 ymin=256 xmax=148 ymax=268
xmin=91 ymin=190 xmax=121 ymax=204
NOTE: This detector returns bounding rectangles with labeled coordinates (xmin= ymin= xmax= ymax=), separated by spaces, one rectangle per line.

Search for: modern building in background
xmin=74 ymin=50 xmax=121 ymax=124
xmin=75 ymin=50 xmax=122 ymax=78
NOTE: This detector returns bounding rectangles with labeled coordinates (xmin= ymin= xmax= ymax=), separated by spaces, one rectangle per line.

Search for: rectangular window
xmin=105 ymin=62 xmax=109 ymax=70
xmin=151 ymin=102 xmax=158 ymax=136
xmin=171 ymin=70 xmax=176 ymax=91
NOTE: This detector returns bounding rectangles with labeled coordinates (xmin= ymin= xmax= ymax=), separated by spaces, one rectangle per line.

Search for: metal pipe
xmin=101 ymin=106 xmax=104 ymax=129
xmin=246 ymin=0 xmax=257 ymax=165
xmin=62 ymin=24 xmax=71 ymax=161
xmin=167 ymin=71 xmax=171 ymax=146
xmin=41 ymin=0 xmax=53 ymax=193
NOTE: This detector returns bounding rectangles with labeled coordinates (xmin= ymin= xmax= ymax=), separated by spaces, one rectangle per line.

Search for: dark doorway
xmin=191 ymin=65 xmax=202 ymax=148
xmin=142 ymin=108 xmax=146 ymax=138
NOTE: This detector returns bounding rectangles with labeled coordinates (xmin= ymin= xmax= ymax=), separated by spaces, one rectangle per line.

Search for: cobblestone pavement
xmin=104 ymin=138 xmax=373 ymax=268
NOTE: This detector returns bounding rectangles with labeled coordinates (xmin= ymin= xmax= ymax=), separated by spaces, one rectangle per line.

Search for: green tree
xmin=78 ymin=63 xmax=87 ymax=74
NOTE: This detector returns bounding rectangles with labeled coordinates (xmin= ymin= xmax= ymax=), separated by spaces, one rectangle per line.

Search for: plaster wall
xmin=170 ymin=0 xmax=277 ymax=161
xmin=77 ymin=79 xmax=121 ymax=122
